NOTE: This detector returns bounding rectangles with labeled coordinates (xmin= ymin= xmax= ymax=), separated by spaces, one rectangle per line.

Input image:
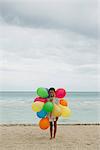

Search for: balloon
xmin=52 ymin=104 xmax=61 ymax=117
xmin=59 ymin=99 xmax=68 ymax=106
xmin=56 ymin=88 xmax=66 ymax=98
xmin=37 ymin=87 xmax=49 ymax=98
xmin=61 ymin=107 xmax=71 ymax=117
xmin=32 ymin=101 xmax=44 ymax=112
xmin=39 ymin=117 xmax=50 ymax=130
xmin=43 ymin=102 xmax=54 ymax=112
xmin=34 ymin=97 xmax=47 ymax=103
xmin=58 ymin=104 xmax=67 ymax=110
xmin=37 ymin=109 xmax=47 ymax=118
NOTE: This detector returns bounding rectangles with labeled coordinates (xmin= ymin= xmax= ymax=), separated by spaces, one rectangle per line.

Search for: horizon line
xmin=0 ymin=90 xmax=99 ymax=92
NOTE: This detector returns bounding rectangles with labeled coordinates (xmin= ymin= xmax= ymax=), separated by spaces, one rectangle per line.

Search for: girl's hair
xmin=48 ymin=87 xmax=55 ymax=93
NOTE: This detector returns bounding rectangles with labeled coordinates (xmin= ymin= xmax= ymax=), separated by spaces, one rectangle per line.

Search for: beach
xmin=0 ymin=92 xmax=100 ymax=150
xmin=0 ymin=124 xmax=100 ymax=150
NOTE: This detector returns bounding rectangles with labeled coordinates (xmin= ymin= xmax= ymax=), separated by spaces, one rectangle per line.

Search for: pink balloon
xmin=34 ymin=97 xmax=47 ymax=103
xmin=56 ymin=88 xmax=66 ymax=98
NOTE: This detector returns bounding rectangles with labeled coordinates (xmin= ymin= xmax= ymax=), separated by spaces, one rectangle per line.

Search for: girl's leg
xmin=53 ymin=121 xmax=57 ymax=138
xmin=50 ymin=121 xmax=53 ymax=139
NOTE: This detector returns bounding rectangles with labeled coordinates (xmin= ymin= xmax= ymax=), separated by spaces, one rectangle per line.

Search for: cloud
xmin=0 ymin=0 xmax=98 ymax=38
xmin=0 ymin=0 xmax=99 ymax=91
xmin=0 ymin=24 xmax=98 ymax=65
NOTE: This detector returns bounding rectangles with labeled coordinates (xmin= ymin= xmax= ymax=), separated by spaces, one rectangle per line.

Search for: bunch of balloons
xmin=32 ymin=87 xmax=72 ymax=130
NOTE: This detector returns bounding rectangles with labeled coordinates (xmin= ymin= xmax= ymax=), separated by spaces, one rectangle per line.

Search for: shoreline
xmin=0 ymin=123 xmax=100 ymax=126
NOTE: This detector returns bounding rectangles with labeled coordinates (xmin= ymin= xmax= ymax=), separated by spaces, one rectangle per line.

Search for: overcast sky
xmin=0 ymin=0 xmax=99 ymax=91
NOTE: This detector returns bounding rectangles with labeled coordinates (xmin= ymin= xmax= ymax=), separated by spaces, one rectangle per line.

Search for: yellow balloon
xmin=32 ymin=102 xmax=44 ymax=112
xmin=61 ymin=107 xmax=71 ymax=118
xmin=58 ymin=104 xmax=66 ymax=110
xmin=52 ymin=104 xmax=62 ymax=117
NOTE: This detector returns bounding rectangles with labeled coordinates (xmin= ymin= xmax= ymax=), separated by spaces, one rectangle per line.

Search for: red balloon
xmin=34 ymin=97 xmax=47 ymax=103
xmin=56 ymin=88 xmax=66 ymax=98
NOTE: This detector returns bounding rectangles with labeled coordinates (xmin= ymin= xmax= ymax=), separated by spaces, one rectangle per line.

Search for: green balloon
xmin=43 ymin=102 xmax=54 ymax=112
xmin=37 ymin=87 xmax=48 ymax=98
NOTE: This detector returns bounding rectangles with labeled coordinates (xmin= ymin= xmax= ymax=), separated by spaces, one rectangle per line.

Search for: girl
xmin=48 ymin=88 xmax=58 ymax=139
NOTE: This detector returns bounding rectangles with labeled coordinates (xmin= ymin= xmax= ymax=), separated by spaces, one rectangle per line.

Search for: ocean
xmin=0 ymin=91 xmax=100 ymax=124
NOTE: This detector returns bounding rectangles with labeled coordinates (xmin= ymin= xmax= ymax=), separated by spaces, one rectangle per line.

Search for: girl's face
xmin=49 ymin=90 xmax=55 ymax=97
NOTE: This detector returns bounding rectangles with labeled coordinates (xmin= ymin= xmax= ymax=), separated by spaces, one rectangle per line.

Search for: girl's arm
xmin=56 ymin=117 xmax=58 ymax=121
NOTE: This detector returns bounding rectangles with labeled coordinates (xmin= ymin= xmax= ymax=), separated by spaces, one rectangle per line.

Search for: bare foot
xmin=50 ymin=137 xmax=52 ymax=140
xmin=53 ymin=136 xmax=55 ymax=139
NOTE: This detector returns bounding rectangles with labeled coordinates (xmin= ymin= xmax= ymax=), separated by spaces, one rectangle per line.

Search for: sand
xmin=0 ymin=124 xmax=100 ymax=150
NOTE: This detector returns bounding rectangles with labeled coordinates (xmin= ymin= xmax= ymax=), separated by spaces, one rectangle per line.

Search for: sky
xmin=0 ymin=0 xmax=99 ymax=91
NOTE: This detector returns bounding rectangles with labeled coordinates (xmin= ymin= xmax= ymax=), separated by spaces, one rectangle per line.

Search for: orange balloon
xmin=39 ymin=117 xmax=50 ymax=130
xmin=59 ymin=99 xmax=68 ymax=106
